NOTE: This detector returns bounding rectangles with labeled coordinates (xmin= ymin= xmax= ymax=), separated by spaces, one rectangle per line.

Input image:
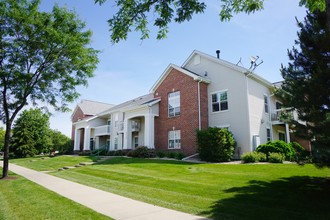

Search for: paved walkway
xmin=1 ymin=163 xmax=209 ymax=220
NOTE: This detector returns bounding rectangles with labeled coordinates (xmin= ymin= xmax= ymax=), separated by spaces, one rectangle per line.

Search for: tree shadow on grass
xmin=199 ymin=176 xmax=330 ymax=220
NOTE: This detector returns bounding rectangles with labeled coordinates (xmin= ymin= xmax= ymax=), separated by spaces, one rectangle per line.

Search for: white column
xmin=123 ymin=119 xmax=129 ymax=149
xmin=285 ymin=123 xmax=290 ymax=143
xmin=144 ymin=110 xmax=155 ymax=149
xmin=73 ymin=129 xmax=80 ymax=151
xmin=95 ymin=136 xmax=100 ymax=149
xmin=83 ymin=126 xmax=91 ymax=151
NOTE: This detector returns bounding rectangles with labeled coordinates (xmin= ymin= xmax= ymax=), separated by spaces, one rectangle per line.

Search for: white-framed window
xmin=275 ymin=101 xmax=282 ymax=110
xmin=212 ymin=90 xmax=228 ymax=112
xmin=168 ymin=91 xmax=180 ymax=117
xmin=266 ymin=128 xmax=271 ymax=141
xmin=168 ymin=130 xmax=181 ymax=149
xmin=114 ymin=137 xmax=118 ymax=150
xmin=264 ymin=95 xmax=269 ymax=113
xmin=133 ymin=136 xmax=139 ymax=148
xmin=278 ymin=131 xmax=286 ymax=142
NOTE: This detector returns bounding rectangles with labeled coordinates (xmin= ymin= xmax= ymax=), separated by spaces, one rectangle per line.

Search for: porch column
xmin=73 ymin=129 xmax=80 ymax=151
xmin=95 ymin=136 xmax=100 ymax=149
xmin=144 ymin=111 xmax=155 ymax=149
xmin=83 ymin=126 xmax=91 ymax=151
xmin=285 ymin=123 xmax=290 ymax=143
xmin=123 ymin=119 xmax=129 ymax=149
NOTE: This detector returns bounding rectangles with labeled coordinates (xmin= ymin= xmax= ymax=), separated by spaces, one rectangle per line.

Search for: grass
xmin=10 ymin=156 xmax=330 ymax=219
xmin=0 ymin=171 xmax=111 ymax=220
xmin=11 ymin=155 xmax=98 ymax=171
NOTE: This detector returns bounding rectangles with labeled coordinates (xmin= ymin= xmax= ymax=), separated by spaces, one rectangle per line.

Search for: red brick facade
xmin=71 ymin=107 xmax=92 ymax=140
xmin=154 ymin=68 xmax=208 ymax=156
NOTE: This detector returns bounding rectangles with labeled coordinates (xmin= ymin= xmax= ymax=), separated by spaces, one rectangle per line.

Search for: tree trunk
xmin=2 ymin=122 xmax=12 ymax=178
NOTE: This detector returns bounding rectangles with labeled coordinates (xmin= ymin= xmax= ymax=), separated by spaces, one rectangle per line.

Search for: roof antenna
xmin=249 ymin=56 xmax=263 ymax=71
xmin=216 ymin=50 xmax=220 ymax=59
xmin=236 ymin=57 xmax=243 ymax=67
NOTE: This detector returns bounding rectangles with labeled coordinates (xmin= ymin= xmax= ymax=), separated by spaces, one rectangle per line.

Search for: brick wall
xmin=71 ymin=107 xmax=92 ymax=140
xmin=154 ymin=68 xmax=208 ymax=156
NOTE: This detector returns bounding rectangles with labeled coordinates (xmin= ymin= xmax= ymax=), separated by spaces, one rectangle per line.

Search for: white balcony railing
xmin=115 ymin=121 xmax=124 ymax=131
xmin=271 ymin=108 xmax=297 ymax=123
xmin=131 ymin=121 xmax=141 ymax=132
xmin=94 ymin=125 xmax=111 ymax=136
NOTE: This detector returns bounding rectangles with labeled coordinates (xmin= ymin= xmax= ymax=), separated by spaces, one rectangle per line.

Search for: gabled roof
xmin=183 ymin=50 xmax=274 ymax=88
xmin=71 ymin=100 xmax=114 ymax=119
xmin=149 ymin=64 xmax=210 ymax=93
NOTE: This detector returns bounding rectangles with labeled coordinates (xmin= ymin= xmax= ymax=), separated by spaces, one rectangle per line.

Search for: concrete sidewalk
xmin=1 ymin=163 xmax=210 ymax=220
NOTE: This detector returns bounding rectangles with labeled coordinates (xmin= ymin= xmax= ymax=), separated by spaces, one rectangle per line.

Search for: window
xmin=275 ymin=101 xmax=282 ymax=110
xmin=114 ymin=137 xmax=118 ymax=150
xmin=168 ymin=91 xmax=180 ymax=117
xmin=279 ymin=132 xmax=286 ymax=142
xmin=212 ymin=90 xmax=228 ymax=112
xmin=264 ymin=95 xmax=269 ymax=113
xmin=133 ymin=136 xmax=139 ymax=148
xmin=266 ymin=128 xmax=271 ymax=141
xmin=168 ymin=130 xmax=181 ymax=149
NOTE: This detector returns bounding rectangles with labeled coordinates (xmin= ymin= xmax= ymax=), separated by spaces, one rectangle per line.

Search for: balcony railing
xmin=115 ymin=121 xmax=124 ymax=131
xmin=94 ymin=125 xmax=111 ymax=136
xmin=271 ymin=108 xmax=296 ymax=123
xmin=131 ymin=121 xmax=141 ymax=132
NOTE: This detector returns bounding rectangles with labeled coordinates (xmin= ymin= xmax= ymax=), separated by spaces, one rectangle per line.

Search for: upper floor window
xmin=168 ymin=91 xmax=180 ymax=117
xmin=264 ymin=95 xmax=269 ymax=113
xmin=212 ymin=90 xmax=228 ymax=112
xmin=275 ymin=101 xmax=282 ymax=110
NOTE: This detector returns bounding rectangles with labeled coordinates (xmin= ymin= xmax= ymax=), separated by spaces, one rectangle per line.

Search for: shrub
xmin=197 ymin=127 xmax=236 ymax=162
xmin=268 ymin=152 xmax=285 ymax=163
xmin=289 ymin=142 xmax=309 ymax=161
xmin=242 ymin=152 xmax=259 ymax=163
xmin=175 ymin=152 xmax=185 ymax=160
xmin=167 ymin=151 xmax=176 ymax=159
xmin=241 ymin=152 xmax=267 ymax=163
xmin=127 ymin=146 xmax=155 ymax=158
xmin=257 ymin=140 xmax=295 ymax=161
xmin=156 ymin=151 xmax=165 ymax=158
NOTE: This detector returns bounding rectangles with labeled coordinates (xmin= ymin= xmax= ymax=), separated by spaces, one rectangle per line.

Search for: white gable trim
xmin=183 ymin=50 xmax=274 ymax=88
xmin=149 ymin=64 xmax=210 ymax=93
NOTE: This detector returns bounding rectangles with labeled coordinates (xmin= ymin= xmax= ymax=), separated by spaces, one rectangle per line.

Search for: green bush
xmin=289 ymin=142 xmax=309 ymax=161
xmin=268 ymin=152 xmax=285 ymax=163
xmin=156 ymin=151 xmax=165 ymax=158
xmin=241 ymin=152 xmax=267 ymax=163
xmin=257 ymin=140 xmax=295 ymax=161
xmin=127 ymin=146 xmax=155 ymax=158
xmin=175 ymin=152 xmax=185 ymax=160
xmin=167 ymin=151 xmax=176 ymax=159
xmin=197 ymin=127 xmax=236 ymax=162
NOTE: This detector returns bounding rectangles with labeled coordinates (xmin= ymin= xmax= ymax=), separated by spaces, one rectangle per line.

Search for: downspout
xmin=197 ymin=78 xmax=202 ymax=130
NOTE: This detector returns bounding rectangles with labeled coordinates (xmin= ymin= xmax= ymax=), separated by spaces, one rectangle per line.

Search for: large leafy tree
xmin=11 ymin=109 xmax=52 ymax=158
xmin=278 ymin=10 xmax=330 ymax=165
xmin=0 ymin=127 xmax=4 ymax=151
xmin=49 ymin=129 xmax=73 ymax=154
xmin=0 ymin=0 xmax=99 ymax=178
xmin=95 ymin=0 xmax=329 ymax=43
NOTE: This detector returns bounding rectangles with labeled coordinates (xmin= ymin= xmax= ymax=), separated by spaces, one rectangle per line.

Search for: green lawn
xmin=11 ymin=155 xmax=98 ymax=171
xmin=10 ymin=156 xmax=330 ymax=219
xmin=0 ymin=171 xmax=111 ymax=220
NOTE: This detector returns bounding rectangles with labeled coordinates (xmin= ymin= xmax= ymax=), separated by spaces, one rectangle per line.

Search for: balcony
xmin=115 ymin=121 xmax=124 ymax=131
xmin=94 ymin=125 xmax=111 ymax=136
xmin=271 ymin=108 xmax=297 ymax=124
xmin=131 ymin=121 xmax=141 ymax=132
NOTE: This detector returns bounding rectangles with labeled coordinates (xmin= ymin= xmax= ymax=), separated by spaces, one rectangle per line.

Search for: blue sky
xmin=39 ymin=0 xmax=307 ymax=137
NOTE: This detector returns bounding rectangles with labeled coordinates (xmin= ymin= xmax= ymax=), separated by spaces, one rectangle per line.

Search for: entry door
xmin=133 ymin=136 xmax=139 ymax=148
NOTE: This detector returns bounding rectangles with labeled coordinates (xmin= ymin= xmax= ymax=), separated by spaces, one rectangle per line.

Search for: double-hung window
xmin=212 ymin=90 xmax=228 ymax=112
xmin=168 ymin=91 xmax=180 ymax=117
xmin=264 ymin=95 xmax=269 ymax=113
xmin=168 ymin=130 xmax=181 ymax=149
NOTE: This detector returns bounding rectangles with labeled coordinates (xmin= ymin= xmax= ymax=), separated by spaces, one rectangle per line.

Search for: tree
xmin=197 ymin=127 xmax=236 ymax=162
xmin=0 ymin=127 xmax=4 ymax=151
xmin=11 ymin=109 xmax=52 ymax=158
xmin=0 ymin=0 xmax=99 ymax=178
xmin=278 ymin=10 xmax=330 ymax=166
xmin=94 ymin=0 xmax=329 ymax=43
xmin=49 ymin=130 xmax=72 ymax=154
